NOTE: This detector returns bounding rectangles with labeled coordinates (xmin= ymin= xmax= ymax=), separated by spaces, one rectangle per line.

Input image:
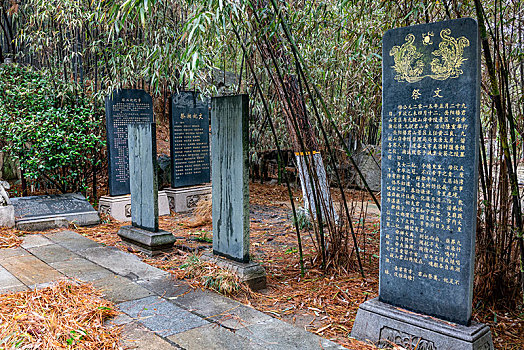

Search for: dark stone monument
xmin=99 ymin=89 xmax=169 ymax=221
xmin=105 ymin=89 xmax=154 ymax=196
xmin=351 ymin=18 xmax=493 ymax=349
xmin=117 ymin=123 xmax=175 ymax=256
xmin=10 ymin=193 xmax=99 ymax=231
xmin=207 ymin=95 xmax=266 ymax=290
xmin=170 ymin=91 xmax=210 ymax=188
xmin=164 ymin=91 xmax=212 ymax=213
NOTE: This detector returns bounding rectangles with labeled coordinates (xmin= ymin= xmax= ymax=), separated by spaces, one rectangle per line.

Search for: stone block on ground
xmin=98 ymin=192 xmax=170 ymax=222
xmin=78 ymin=246 xmax=168 ymax=281
xmin=350 ymin=298 xmax=493 ymax=350
xmin=171 ymin=288 xmax=271 ymax=330
xmin=0 ymin=204 xmax=15 ymax=228
xmin=27 ymin=244 xmax=79 ymax=264
xmin=168 ymin=323 xmax=266 ymax=350
xmin=118 ymin=296 xmax=208 ymax=337
xmin=0 ymin=265 xmax=26 ymax=293
xmin=21 ymin=234 xmax=53 ymax=249
xmin=50 ymin=258 xmax=113 ymax=282
xmin=135 ymin=274 xmax=191 ymax=298
xmin=44 ymin=230 xmax=101 ymax=252
xmin=1 ymin=255 xmax=64 ymax=287
xmin=164 ymin=185 xmax=211 ymax=213
xmin=200 ymin=252 xmax=266 ymax=290
xmin=235 ymin=317 xmax=347 ymax=350
xmin=11 ymin=193 xmax=99 ymax=230
xmin=91 ymin=275 xmax=155 ymax=303
xmin=117 ymin=225 xmax=175 ymax=256
xmin=120 ymin=322 xmax=181 ymax=350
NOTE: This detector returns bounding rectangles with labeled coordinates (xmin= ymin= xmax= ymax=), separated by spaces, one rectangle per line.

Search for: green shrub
xmin=0 ymin=64 xmax=104 ymax=194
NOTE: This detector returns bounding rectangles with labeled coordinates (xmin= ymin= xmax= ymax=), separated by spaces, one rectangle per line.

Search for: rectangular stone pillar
xmin=211 ymin=95 xmax=250 ymax=263
xmin=128 ymin=123 xmax=158 ymax=232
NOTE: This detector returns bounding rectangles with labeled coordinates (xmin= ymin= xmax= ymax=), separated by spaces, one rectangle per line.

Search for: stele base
xmin=200 ymin=251 xmax=266 ymax=291
xmin=117 ymin=225 xmax=175 ymax=256
xmin=98 ymin=191 xmax=170 ymax=222
xmin=164 ymin=185 xmax=211 ymax=213
xmin=351 ymin=298 xmax=493 ymax=350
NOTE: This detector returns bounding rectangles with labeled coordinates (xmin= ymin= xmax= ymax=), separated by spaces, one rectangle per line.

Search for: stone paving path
xmin=0 ymin=231 xmax=347 ymax=349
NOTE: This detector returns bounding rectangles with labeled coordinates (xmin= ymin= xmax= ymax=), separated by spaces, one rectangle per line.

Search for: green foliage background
xmin=0 ymin=64 xmax=105 ymax=194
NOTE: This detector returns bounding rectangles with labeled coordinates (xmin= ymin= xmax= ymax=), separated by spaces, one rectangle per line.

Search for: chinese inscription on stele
xmin=380 ymin=18 xmax=480 ymax=326
xmin=170 ymin=91 xmax=211 ymax=188
xmin=105 ymin=89 xmax=154 ymax=196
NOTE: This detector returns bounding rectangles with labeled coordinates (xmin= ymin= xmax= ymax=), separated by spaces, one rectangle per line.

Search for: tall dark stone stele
xmin=170 ymin=91 xmax=211 ymax=188
xmin=105 ymin=89 xmax=154 ymax=196
xmin=211 ymin=95 xmax=250 ymax=263
xmin=352 ymin=18 xmax=494 ymax=349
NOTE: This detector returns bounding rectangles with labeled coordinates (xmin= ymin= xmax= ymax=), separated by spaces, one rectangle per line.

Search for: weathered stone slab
xmin=11 ymin=193 xmax=99 ymax=230
xmin=211 ymin=95 xmax=250 ymax=263
xmin=235 ymin=318 xmax=347 ymax=350
xmin=0 ymin=247 xmax=29 ymax=261
xmin=105 ymin=89 xmax=154 ymax=196
xmin=27 ymin=244 xmax=79 ymax=264
xmin=171 ymin=288 xmax=271 ymax=330
xmin=379 ymin=18 xmax=480 ymax=324
xmin=164 ymin=185 xmax=211 ymax=213
xmin=117 ymin=225 xmax=175 ymax=256
xmin=118 ymin=296 xmax=208 ymax=337
xmin=0 ymin=204 xmax=14 ymax=228
xmin=120 ymin=322 xmax=181 ymax=350
xmin=78 ymin=246 xmax=167 ymax=281
xmin=128 ymin=123 xmax=158 ymax=232
xmin=49 ymin=258 xmax=113 ymax=282
xmin=168 ymin=323 xmax=266 ymax=350
xmin=0 ymin=265 xmax=26 ymax=292
xmin=200 ymin=252 xmax=266 ymax=291
xmin=44 ymin=230 xmax=102 ymax=252
xmin=351 ymin=298 xmax=493 ymax=350
xmin=91 ymin=275 xmax=155 ymax=303
xmin=170 ymin=91 xmax=211 ymax=187
xmin=135 ymin=274 xmax=191 ymax=298
xmin=98 ymin=192 xmax=170 ymax=222
xmin=1 ymin=255 xmax=63 ymax=286
xmin=21 ymin=234 xmax=53 ymax=249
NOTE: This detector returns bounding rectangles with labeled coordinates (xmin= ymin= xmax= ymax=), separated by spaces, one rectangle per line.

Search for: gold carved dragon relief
xmin=390 ymin=28 xmax=470 ymax=83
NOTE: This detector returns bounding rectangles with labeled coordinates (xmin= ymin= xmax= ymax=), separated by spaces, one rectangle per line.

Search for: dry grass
xmin=0 ymin=281 xmax=121 ymax=349
xmin=182 ymin=196 xmax=212 ymax=228
xmin=0 ymin=228 xmax=23 ymax=249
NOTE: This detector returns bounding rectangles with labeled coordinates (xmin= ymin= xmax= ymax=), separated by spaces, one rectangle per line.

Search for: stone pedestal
xmin=164 ymin=185 xmax=211 ymax=213
xmin=98 ymin=191 xmax=170 ymax=222
xmin=0 ymin=204 xmax=15 ymax=228
xmin=117 ymin=225 xmax=175 ymax=256
xmin=200 ymin=252 xmax=266 ymax=291
xmin=351 ymin=299 xmax=493 ymax=350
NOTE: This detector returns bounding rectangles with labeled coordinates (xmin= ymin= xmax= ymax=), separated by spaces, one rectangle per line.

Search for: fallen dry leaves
xmin=0 ymin=281 xmax=121 ymax=349
xmin=0 ymin=228 xmax=23 ymax=249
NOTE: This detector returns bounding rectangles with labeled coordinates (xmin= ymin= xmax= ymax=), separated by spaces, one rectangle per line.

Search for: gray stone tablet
xmin=211 ymin=95 xmax=250 ymax=263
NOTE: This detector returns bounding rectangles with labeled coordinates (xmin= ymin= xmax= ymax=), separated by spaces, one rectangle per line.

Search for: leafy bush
xmin=0 ymin=64 xmax=104 ymax=194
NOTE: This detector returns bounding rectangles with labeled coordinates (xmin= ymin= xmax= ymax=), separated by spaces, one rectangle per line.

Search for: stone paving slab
xmin=27 ymin=244 xmax=79 ymax=264
xmin=91 ymin=275 xmax=155 ymax=304
xmin=0 ymin=247 xmax=29 ymax=261
xmin=121 ymin=322 xmax=181 ymax=350
xmin=1 ymin=255 xmax=64 ymax=286
xmin=45 ymin=230 xmax=102 ymax=252
xmin=235 ymin=318 xmax=347 ymax=350
xmin=119 ymin=296 xmax=208 ymax=337
xmin=136 ymin=274 xmax=191 ymax=298
xmin=171 ymin=288 xmax=272 ymax=330
xmin=50 ymin=258 xmax=113 ymax=282
xmin=20 ymin=234 xmax=53 ymax=249
xmin=79 ymin=246 xmax=167 ymax=281
xmin=0 ymin=265 xmax=27 ymax=293
xmin=168 ymin=323 xmax=267 ymax=350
